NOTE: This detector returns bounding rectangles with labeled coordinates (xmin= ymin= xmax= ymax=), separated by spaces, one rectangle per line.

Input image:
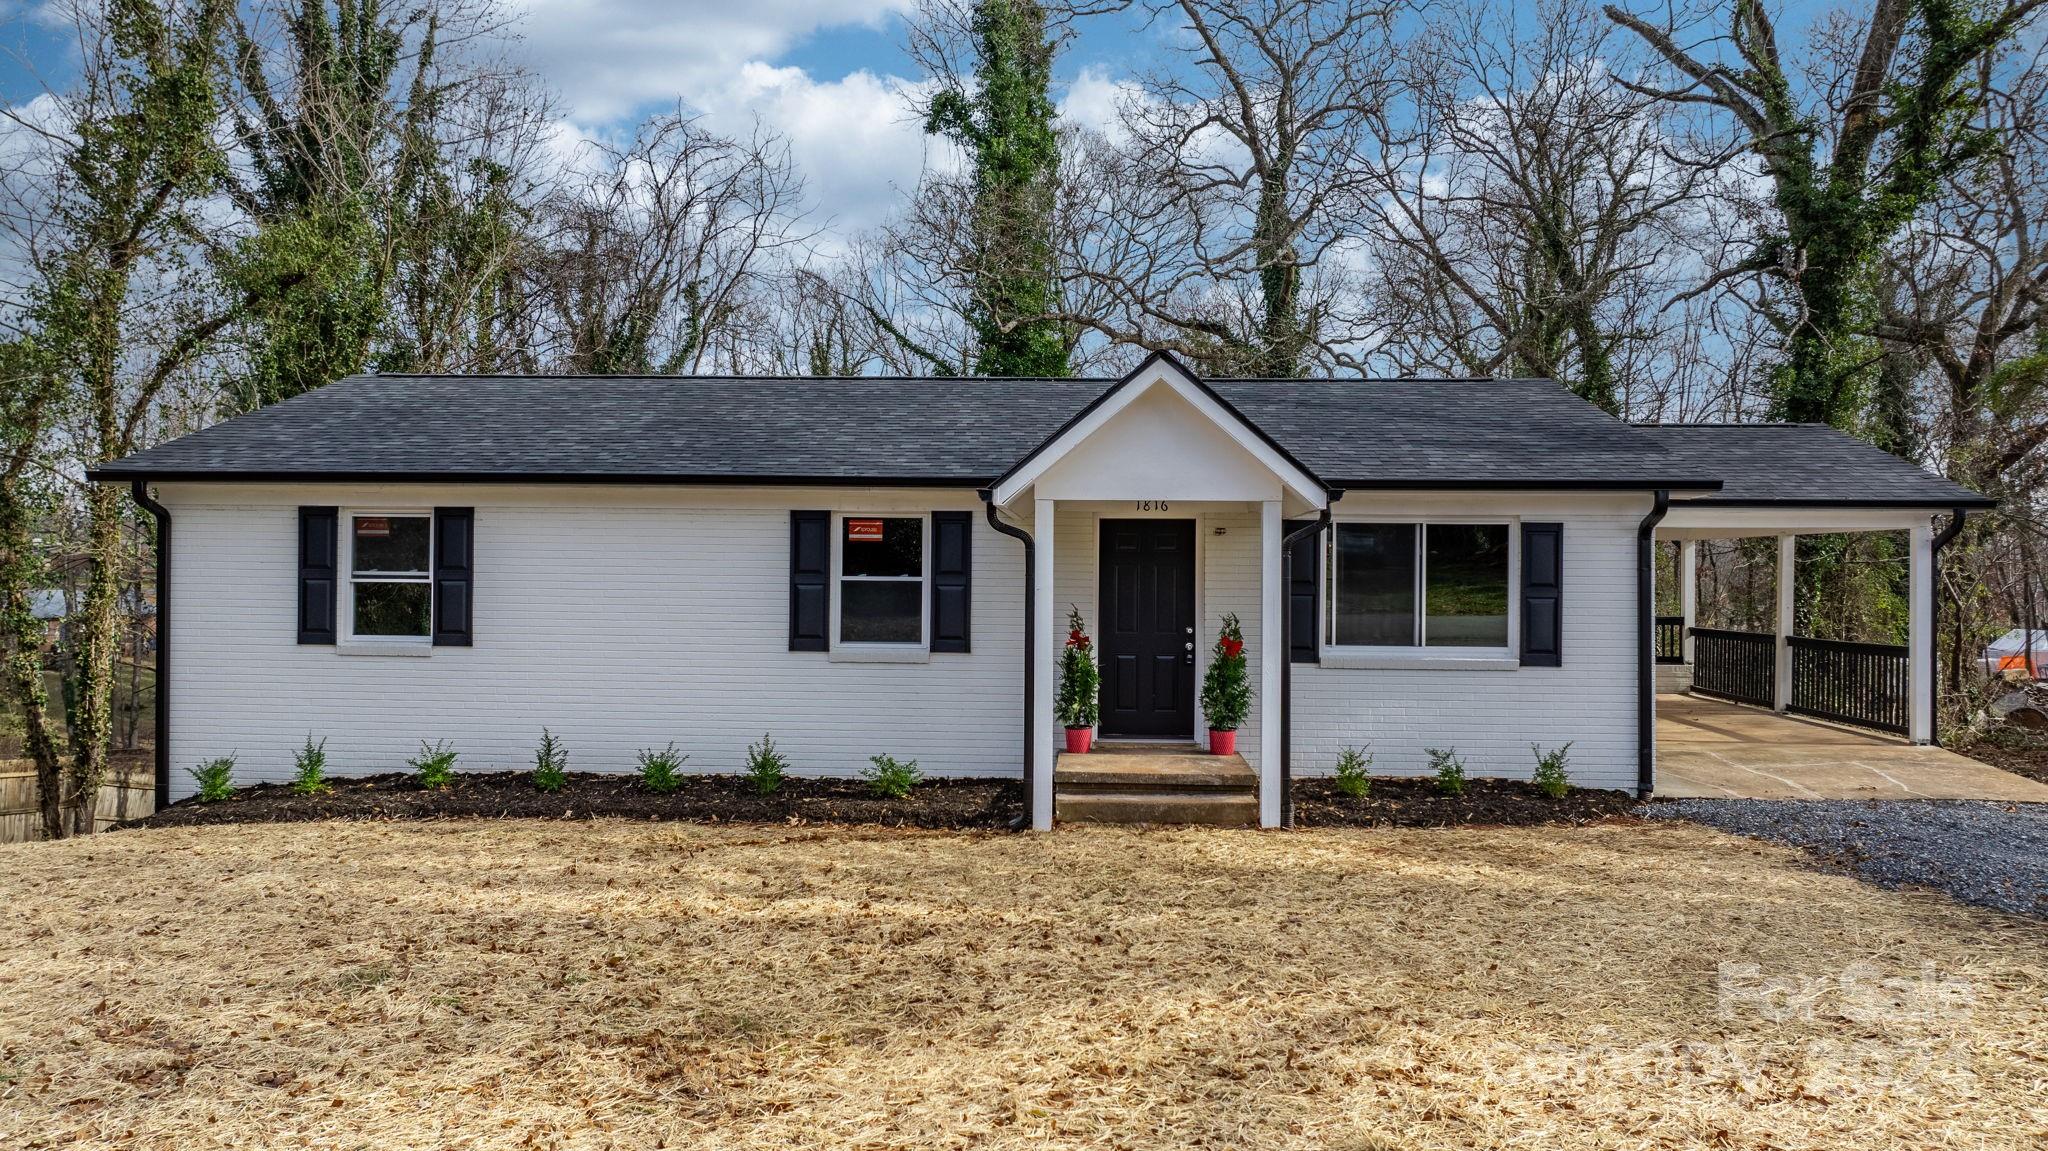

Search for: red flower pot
xmin=1209 ymin=729 xmax=1237 ymax=756
xmin=1065 ymin=727 xmax=1093 ymax=754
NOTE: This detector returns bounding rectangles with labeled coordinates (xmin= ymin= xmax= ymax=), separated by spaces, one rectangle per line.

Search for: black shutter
xmin=790 ymin=510 xmax=830 ymax=651
xmin=930 ymin=511 xmax=972 ymax=653
xmin=433 ymin=507 xmax=474 ymax=647
xmin=1285 ymin=519 xmax=1319 ymax=663
xmin=1521 ymin=522 xmax=1563 ymax=667
xmin=297 ymin=506 xmax=338 ymax=645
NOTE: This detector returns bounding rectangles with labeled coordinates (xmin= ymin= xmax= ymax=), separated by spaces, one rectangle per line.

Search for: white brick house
xmin=94 ymin=352 xmax=1991 ymax=828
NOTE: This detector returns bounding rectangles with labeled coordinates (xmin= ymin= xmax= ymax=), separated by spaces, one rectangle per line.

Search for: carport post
xmin=1909 ymin=520 xmax=1934 ymax=744
xmin=1775 ymin=535 xmax=1795 ymax=712
xmin=1678 ymin=540 xmax=1697 ymax=665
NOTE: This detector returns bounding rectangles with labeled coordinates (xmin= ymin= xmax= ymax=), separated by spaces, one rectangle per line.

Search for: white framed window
xmin=832 ymin=513 xmax=928 ymax=647
xmin=1326 ymin=520 xmax=1515 ymax=655
xmin=345 ymin=512 xmax=433 ymax=641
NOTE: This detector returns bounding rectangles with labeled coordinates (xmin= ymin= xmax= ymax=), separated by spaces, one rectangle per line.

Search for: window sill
xmin=1319 ymin=651 xmax=1519 ymax=672
xmin=827 ymin=646 xmax=931 ymax=664
xmin=337 ymin=640 xmax=433 ymax=658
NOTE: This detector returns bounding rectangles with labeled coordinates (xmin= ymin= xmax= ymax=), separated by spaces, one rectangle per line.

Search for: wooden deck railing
xmin=1689 ymin=628 xmax=1775 ymax=708
xmin=1788 ymin=635 xmax=1909 ymax=735
xmin=1654 ymin=616 xmax=1686 ymax=664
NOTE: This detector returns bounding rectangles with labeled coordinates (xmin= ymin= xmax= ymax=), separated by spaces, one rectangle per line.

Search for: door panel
xmin=1098 ymin=519 xmax=1197 ymax=737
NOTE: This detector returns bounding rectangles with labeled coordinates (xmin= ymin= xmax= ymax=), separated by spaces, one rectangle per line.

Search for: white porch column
xmin=1032 ymin=497 xmax=1057 ymax=829
xmin=1775 ymin=534 xmax=1795 ymax=712
xmin=1678 ymin=540 xmax=1698 ymax=664
xmin=1259 ymin=499 xmax=1283 ymax=828
xmin=1910 ymin=520 xmax=1934 ymax=744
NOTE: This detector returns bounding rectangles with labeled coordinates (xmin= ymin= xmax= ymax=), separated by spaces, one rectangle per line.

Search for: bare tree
xmin=1068 ymin=0 xmax=1403 ymax=376
xmin=1355 ymin=0 xmax=1711 ymax=413
xmin=518 ymin=113 xmax=809 ymax=374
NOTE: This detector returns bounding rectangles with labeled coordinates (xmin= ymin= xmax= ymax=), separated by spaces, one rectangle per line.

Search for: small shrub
xmin=1199 ymin=613 xmax=1250 ymax=733
xmin=188 ymin=755 xmax=236 ymax=802
xmin=533 ymin=728 xmax=569 ymax=793
xmin=409 ymin=740 xmax=459 ymax=790
xmin=744 ymin=733 xmax=788 ymax=795
xmin=637 ymin=743 xmax=687 ymax=794
xmin=290 ymin=736 xmax=330 ymax=796
xmin=1056 ymin=606 xmax=1100 ymax=730
xmin=1333 ymin=746 xmax=1372 ymax=799
xmin=1532 ymin=743 xmax=1573 ymax=799
xmin=1427 ymin=747 xmax=1466 ymax=796
xmin=862 ymin=753 xmax=922 ymax=799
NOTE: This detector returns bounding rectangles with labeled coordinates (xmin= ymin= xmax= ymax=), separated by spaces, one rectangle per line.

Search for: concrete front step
xmin=1053 ymin=789 xmax=1258 ymax=827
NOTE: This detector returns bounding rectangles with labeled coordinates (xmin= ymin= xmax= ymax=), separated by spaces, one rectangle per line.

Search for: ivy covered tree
xmin=922 ymin=0 xmax=1068 ymax=377
xmin=1609 ymin=0 xmax=2047 ymax=432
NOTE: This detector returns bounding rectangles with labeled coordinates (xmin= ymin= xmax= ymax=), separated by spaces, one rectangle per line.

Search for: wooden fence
xmin=0 ymin=759 xmax=154 ymax=842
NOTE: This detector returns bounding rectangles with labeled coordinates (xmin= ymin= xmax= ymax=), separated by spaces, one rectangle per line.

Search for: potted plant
xmin=1201 ymin=613 xmax=1249 ymax=755
xmin=1057 ymin=606 xmax=1100 ymax=753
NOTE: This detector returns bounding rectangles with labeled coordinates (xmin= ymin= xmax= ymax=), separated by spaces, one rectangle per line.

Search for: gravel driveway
xmin=1640 ymin=798 xmax=2048 ymax=917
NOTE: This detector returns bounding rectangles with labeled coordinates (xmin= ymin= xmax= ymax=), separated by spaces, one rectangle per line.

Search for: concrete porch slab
xmin=1657 ymin=693 xmax=2048 ymax=802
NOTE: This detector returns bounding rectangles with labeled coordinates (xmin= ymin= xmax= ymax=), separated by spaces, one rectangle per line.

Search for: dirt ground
xmin=2 ymin=821 xmax=2043 ymax=1150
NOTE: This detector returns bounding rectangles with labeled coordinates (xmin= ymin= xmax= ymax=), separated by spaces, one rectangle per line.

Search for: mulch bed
xmin=124 ymin=771 xmax=1026 ymax=831
xmin=1291 ymin=776 xmax=1639 ymax=828
xmin=1957 ymin=742 xmax=2048 ymax=786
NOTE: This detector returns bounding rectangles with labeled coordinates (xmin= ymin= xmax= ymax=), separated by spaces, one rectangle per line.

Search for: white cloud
xmin=505 ymin=0 xmax=913 ymax=123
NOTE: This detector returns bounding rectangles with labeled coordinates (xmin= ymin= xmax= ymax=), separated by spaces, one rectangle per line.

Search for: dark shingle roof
xmin=1632 ymin=423 xmax=1993 ymax=508
xmin=94 ymin=372 xmax=1733 ymax=492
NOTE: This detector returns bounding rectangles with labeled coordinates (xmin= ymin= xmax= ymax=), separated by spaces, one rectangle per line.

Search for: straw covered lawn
xmin=2 ymin=821 xmax=2044 ymax=1150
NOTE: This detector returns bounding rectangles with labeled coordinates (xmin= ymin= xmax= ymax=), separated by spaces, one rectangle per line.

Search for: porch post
xmin=1909 ymin=520 xmax=1934 ymax=744
xmin=1678 ymin=539 xmax=1698 ymax=664
xmin=1032 ymin=497 xmax=1057 ymax=829
xmin=1777 ymin=536 xmax=1794 ymax=708
xmin=1259 ymin=499 xmax=1283 ymax=828
xmin=1775 ymin=534 xmax=1795 ymax=712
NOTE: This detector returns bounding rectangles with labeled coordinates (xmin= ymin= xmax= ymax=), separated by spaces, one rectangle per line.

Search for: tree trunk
xmin=67 ymin=482 xmax=125 ymax=836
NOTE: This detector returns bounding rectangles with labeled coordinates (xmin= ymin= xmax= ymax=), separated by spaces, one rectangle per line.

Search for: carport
xmin=1634 ymin=424 xmax=1995 ymax=792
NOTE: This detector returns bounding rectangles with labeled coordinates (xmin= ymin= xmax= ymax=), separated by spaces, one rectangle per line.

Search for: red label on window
xmin=847 ymin=519 xmax=884 ymax=541
xmin=355 ymin=517 xmax=391 ymax=537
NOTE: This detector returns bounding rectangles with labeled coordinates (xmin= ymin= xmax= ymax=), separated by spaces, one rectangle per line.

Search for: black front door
xmin=1098 ymin=519 xmax=1197 ymax=738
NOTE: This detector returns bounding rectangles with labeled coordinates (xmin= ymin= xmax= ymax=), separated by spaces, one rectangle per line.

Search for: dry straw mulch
xmin=2 ymin=821 xmax=2044 ymax=1150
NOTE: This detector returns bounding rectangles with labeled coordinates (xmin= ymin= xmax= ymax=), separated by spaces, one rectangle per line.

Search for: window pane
xmin=354 ymin=515 xmax=430 ymax=575
xmin=842 ymin=517 xmax=922 ymax=577
xmin=1425 ymin=524 xmax=1510 ymax=647
xmin=354 ymin=582 xmax=431 ymax=637
xmin=840 ymin=580 xmax=922 ymax=643
xmin=1332 ymin=523 xmax=1416 ymax=646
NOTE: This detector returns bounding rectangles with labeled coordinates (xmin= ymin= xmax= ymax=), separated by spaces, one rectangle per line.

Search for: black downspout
xmin=1279 ymin=502 xmax=1336 ymax=829
xmin=982 ymin=495 xmax=1035 ymax=830
xmin=1636 ymin=490 xmax=1670 ymax=799
xmin=129 ymin=480 xmax=170 ymax=811
xmin=1930 ymin=507 xmax=1968 ymax=746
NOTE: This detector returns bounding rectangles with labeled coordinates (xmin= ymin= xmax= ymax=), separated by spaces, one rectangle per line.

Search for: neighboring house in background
xmin=90 ymin=353 xmax=1992 ymax=827
xmin=28 ymin=589 xmax=68 ymax=647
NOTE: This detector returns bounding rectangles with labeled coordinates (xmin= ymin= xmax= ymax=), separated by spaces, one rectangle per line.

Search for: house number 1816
xmin=1135 ymin=501 xmax=1171 ymax=512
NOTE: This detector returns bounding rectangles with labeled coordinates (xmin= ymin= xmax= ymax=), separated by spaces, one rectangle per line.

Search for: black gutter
xmin=128 ymin=480 xmax=171 ymax=810
xmin=1279 ymin=502 xmax=1337 ymax=828
xmin=1636 ymin=490 xmax=1671 ymax=798
xmin=1930 ymin=507 xmax=1969 ymax=746
xmin=981 ymin=495 xmax=1036 ymax=830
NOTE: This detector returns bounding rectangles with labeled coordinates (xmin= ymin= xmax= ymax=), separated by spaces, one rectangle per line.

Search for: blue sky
xmin=0 ymin=0 xmax=1841 ymax=240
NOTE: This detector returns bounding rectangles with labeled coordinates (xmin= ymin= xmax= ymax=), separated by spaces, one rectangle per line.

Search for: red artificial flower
xmin=1067 ymin=629 xmax=1090 ymax=649
xmin=1219 ymin=636 xmax=1244 ymax=660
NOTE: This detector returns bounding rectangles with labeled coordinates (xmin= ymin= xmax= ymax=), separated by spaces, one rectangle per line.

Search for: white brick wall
xmin=157 ymin=483 xmax=1651 ymax=801
xmin=160 ymin=483 xmax=1030 ymax=800
xmin=1291 ymin=492 xmax=1652 ymax=792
